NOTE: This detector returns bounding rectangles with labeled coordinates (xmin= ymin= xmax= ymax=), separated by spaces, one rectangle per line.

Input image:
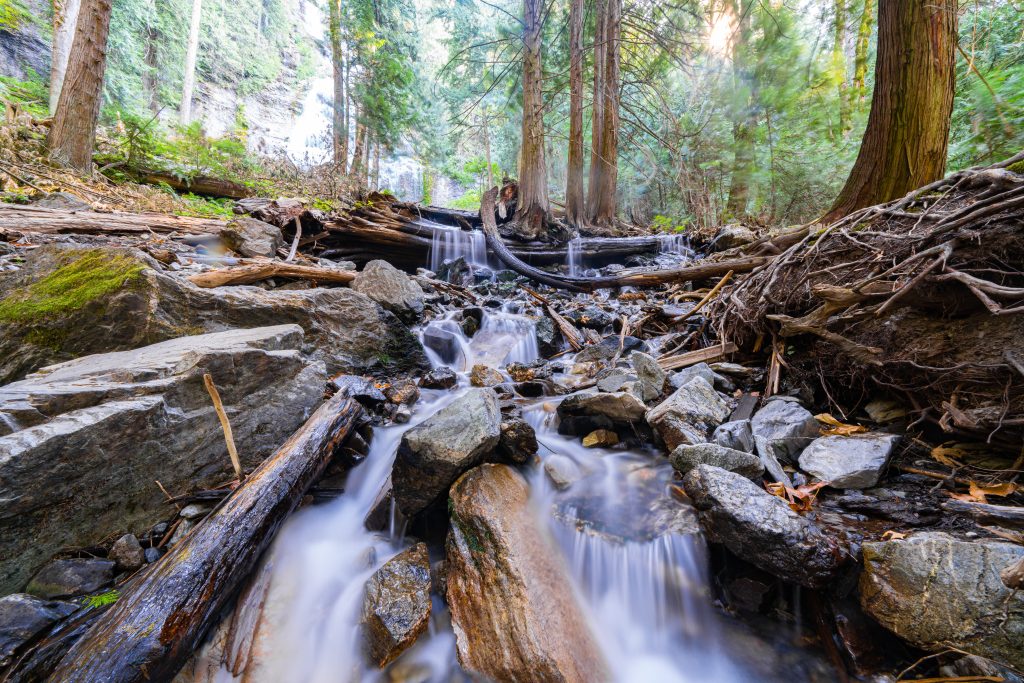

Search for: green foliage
xmin=0 ymin=69 xmax=48 ymax=118
xmin=449 ymin=188 xmax=482 ymax=210
xmin=422 ymin=168 xmax=434 ymax=205
xmin=650 ymin=215 xmax=689 ymax=234
xmin=85 ymin=590 xmax=121 ymax=609
xmin=0 ymin=0 xmax=31 ymax=31
xmin=0 ymin=251 xmax=146 ymax=324
xmin=176 ymin=193 xmax=235 ymax=219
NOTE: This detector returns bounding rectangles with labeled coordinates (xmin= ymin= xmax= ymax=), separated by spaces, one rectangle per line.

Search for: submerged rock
xmin=645 ymin=376 xmax=731 ymax=450
xmin=0 ymin=325 xmax=326 ymax=593
xmin=220 ymin=217 xmax=283 ymax=258
xmin=670 ymin=443 xmax=763 ymax=480
xmin=861 ymin=532 xmax=1024 ymax=670
xmin=25 ymin=558 xmax=115 ymax=599
xmin=362 ymin=543 xmax=432 ymax=668
xmin=0 ymin=593 xmax=76 ymax=666
xmin=419 ymin=367 xmax=457 ymax=390
xmin=683 ymin=465 xmax=843 ymax=588
xmin=798 ymin=433 xmax=900 ymax=489
xmin=350 ymin=259 xmax=425 ymax=324
xmin=447 ymin=464 xmax=607 ymax=682
xmin=392 ymin=388 xmax=501 ymax=516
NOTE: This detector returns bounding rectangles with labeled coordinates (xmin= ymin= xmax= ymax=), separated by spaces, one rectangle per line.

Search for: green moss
xmin=449 ymin=497 xmax=485 ymax=553
xmin=1007 ymin=160 xmax=1024 ymax=174
xmin=0 ymin=250 xmax=146 ymax=324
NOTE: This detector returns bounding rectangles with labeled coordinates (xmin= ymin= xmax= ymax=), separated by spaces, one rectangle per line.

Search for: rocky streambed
xmin=0 ymin=209 xmax=1022 ymax=683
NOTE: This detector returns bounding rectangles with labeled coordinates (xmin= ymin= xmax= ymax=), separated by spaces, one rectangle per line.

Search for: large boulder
xmin=799 ymin=433 xmax=900 ymax=489
xmin=392 ymin=388 xmax=501 ymax=516
xmin=0 ymin=593 xmax=76 ymax=667
xmin=645 ymin=376 xmax=731 ymax=450
xmin=0 ymin=325 xmax=326 ymax=593
xmin=219 ymin=217 xmax=284 ymax=258
xmin=447 ymin=464 xmax=607 ymax=682
xmin=350 ymin=259 xmax=425 ymax=323
xmin=361 ymin=543 xmax=432 ymax=668
xmin=0 ymin=245 xmax=426 ymax=384
xmin=861 ymin=533 xmax=1024 ymax=670
xmin=683 ymin=465 xmax=843 ymax=588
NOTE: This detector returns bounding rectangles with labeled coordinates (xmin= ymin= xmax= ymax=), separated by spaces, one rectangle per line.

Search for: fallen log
xmin=0 ymin=204 xmax=225 ymax=238
xmin=133 ymin=169 xmax=254 ymax=200
xmin=188 ymin=259 xmax=357 ymax=288
xmin=658 ymin=342 xmax=739 ymax=371
xmin=49 ymin=394 xmax=362 ymax=683
xmin=942 ymin=498 xmax=1024 ymax=530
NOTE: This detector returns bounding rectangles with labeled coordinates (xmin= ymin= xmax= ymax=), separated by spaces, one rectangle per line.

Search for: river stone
xmin=645 ymin=376 xmax=731 ymax=450
xmin=670 ymin=443 xmax=763 ymax=480
xmin=861 ymin=532 xmax=1024 ymax=670
xmin=109 ymin=534 xmax=146 ymax=571
xmin=557 ymin=390 xmax=647 ymax=425
xmin=469 ymin=364 xmax=503 ymax=387
xmin=219 ymin=217 xmax=283 ymax=258
xmin=25 ymin=558 xmax=116 ymax=599
xmin=582 ymin=429 xmax=619 ymax=448
xmin=713 ymin=419 xmax=754 ymax=453
xmin=0 ymin=245 xmax=426 ymax=384
xmin=631 ymin=351 xmax=666 ymax=401
xmin=0 ymin=593 xmax=76 ymax=666
xmin=420 ymin=326 xmax=465 ymax=369
xmin=350 ymin=259 xmax=425 ymax=324
xmin=496 ymin=415 xmax=538 ymax=465
xmin=799 ymin=433 xmax=900 ymax=489
xmin=683 ymin=465 xmax=843 ymax=588
xmin=392 ymin=388 xmax=501 ymax=516
xmin=362 ymin=542 xmax=432 ymax=668
xmin=447 ymin=464 xmax=607 ymax=682
xmin=419 ymin=367 xmax=457 ymax=390
xmin=0 ymin=325 xmax=326 ymax=593
xmin=750 ymin=398 xmax=820 ymax=464
xmin=596 ymin=370 xmax=634 ymax=393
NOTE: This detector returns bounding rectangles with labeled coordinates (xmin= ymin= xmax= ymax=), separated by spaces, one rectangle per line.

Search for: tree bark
xmin=352 ymin=115 xmax=367 ymax=191
xmin=852 ymin=0 xmax=874 ymax=101
xmin=46 ymin=0 xmax=112 ymax=173
xmin=725 ymin=0 xmax=755 ymax=218
xmin=371 ymin=140 xmax=380 ymax=191
xmin=588 ymin=0 xmax=620 ymax=228
xmin=51 ymin=395 xmax=363 ymax=683
xmin=514 ymin=0 xmax=550 ymax=239
xmin=180 ymin=0 xmax=203 ymax=124
xmin=587 ymin=0 xmax=606 ymax=210
xmin=825 ymin=0 xmax=957 ymax=223
xmin=564 ymin=0 xmax=585 ymax=229
xmin=49 ymin=0 xmax=82 ymax=115
xmin=0 ymin=203 xmax=226 ymax=236
xmin=142 ymin=18 xmax=160 ymax=114
xmin=328 ymin=0 xmax=348 ymax=167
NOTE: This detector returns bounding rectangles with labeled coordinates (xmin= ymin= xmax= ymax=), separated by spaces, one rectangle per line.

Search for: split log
xmin=133 ymin=169 xmax=253 ymax=199
xmin=0 ymin=204 xmax=225 ymax=238
xmin=49 ymin=394 xmax=362 ymax=683
xmin=658 ymin=342 xmax=739 ymax=371
xmin=188 ymin=259 xmax=357 ymax=288
xmin=942 ymin=499 xmax=1024 ymax=530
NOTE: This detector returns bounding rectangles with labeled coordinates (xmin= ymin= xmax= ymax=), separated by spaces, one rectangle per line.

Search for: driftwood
xmin=658 ymin=342 xmax=739 ymax=371
xmin=49 ymin=394 xmax=362 ymax=683
xmin=942 ymin=498 xmax=1024 ymax=530
xmin=0 ymin=204 xmax=225 ymax=238
xmin=134 ymin=170 xmax=254 ymax=199
xmin=188 ymin=259 xmax=357 ymax=288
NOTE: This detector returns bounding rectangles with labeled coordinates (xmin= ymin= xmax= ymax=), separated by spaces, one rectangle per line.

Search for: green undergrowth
xmin=0 ymin=250 xmax=146 ymax=324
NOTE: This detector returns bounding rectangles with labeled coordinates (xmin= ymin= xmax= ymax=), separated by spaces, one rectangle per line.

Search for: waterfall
xmin=658 ymin=233 xmax=695 ymax=259
xmin=426 ymin=221 xmax=496 ymax=273
xmin=567 ymin=237 xmax=584 ymax=276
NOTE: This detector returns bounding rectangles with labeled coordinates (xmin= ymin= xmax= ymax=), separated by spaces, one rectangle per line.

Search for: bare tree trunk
xmin=328 ymin=0 xmax=348 ymax=166
xmin=852 ymin=0 xmax=874 ymax=101
xmin=825 ymin=0 xmax=957 ymax=222
xmin=47 ymin=0 xmax=112 ymax=173
xmin=564 ymin=0 xmax=585 ymax=228
xmin=834 ymin=0 xmax=850 ymax=134
xmin=343 ymin=51 xmax=351 ymax=173
xmin=586 ymin=0 xmax=606 ymax=214
xmin=371 ymin=140 xmax=380 ymax=191
xmin=49 ymin=0 xmax=82 ymax=114
xmin=588 ymin=0 xmax=620 ymax=228
xmin=180 ymin=0 xmax=203 ymax=124
xmin=351 ymin=112 xmax=366 ymax=189
xmin=362 ymin=130 xmax=372 ymax=190
xmin=514 ymin=0 xmax=549 ymax=238
xmin=482 ymin=112 xmax=493 ymax=189
xmin=142 ymin=20 xmax=160 ymax=114
xmin=726 ymin=1 xmax=755 ymax=218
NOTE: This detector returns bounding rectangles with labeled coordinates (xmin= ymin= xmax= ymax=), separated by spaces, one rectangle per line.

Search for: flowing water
xmin=210 ymin=300 xmax=752 ymax=682
xmin=425 ymin=221 xmax=497 ymax=274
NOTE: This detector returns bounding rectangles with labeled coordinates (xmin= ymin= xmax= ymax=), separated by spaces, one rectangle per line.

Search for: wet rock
xmin=0 ymin=325 xmax=325 ymax=593
xmin=534 ymin=317 xmax=559 ymax=355
xmin=557 ymin=414 xmax=614 ymax=438
xmin=109 ymin=534 xmax=145 ymax=572
xmin=566 ymin=305 xmax=613 ymax=330
xmin=712 ymin=224 xmax=757 ymax=251
xmin=670 ymin=443 xmax=763 ymax=480
xmin=331 ymin=375 xmax=387 ymax=406
xmin=574 ymin=336 xmax=647 ymax=364
xmin=0 ymin=245 xmax=426 ymax=384
xmin=725 ymin=577 xmax=771 ymax=613
xmin=25 ymin=558 xmax=116 ymax=599
xmin=420 ymin=326 xmax=464 ymax=368
xmin=799 ymin=433 xmax=900 ymax=489
xmin=645 ymin=376 xmax=732 ymax=450
xmin=469 ymin=364 xmax=503 ymax=387
xmin=446 ymin=464 xmax=607 ymax=681
xmin=392 ymin=388 xmax=501 ymax=516
xmin=596 ymin=370 xmax=634 ymax=393
xmin=219 ymin=217 xmax=283 ymax=258
xmin=713 ymin=419 xmax=754 ymax=453
xmin=558 ymin=390 xmax=647 ymax=425
xmin=750 ymin=398 xmax=820 ymax=464
xmin=419 ymin=367 xmax=457 ymax=390
xmin=582 ymin=429 xmax=619 ymax=448
xmin=683 ymin=465 xmax=843 ymax=588
xmin=385 ymin=380 xmax=420 ymax=406
xmin=544 ymin=455 xmax=583 ymax=490
xmin=506 ymin=362 xmax=536 ymax=383
xmin=362 ymin=543 xmax=432 ymax=668
xmin=436 ymin=257 xmax=470 ymax=285
xmin=668 ymin=362 xmax=726 ymax=391
xmin=860 ymin=532 xmax=1024 ymax=670
xmin=0 ymin=593 xmax=76 ymax=666
xmin=630 ymin=352 xmax=666 ymax=401
xmin=394 ymin=405 xmax=413 ymax=423
xmin=496 ymin=415 xmax=538 ymax=465
xmin=350 ymin=259 xmax=425 ymax=323
xmin=144 ymin=547 xmax=162 ymax=564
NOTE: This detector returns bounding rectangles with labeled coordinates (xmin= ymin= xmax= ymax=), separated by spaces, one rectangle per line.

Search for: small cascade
xmin=658 ymin=233 xmax=695 ymax=259
xmin=426 ymin=221 xmax=495 ymax=273
xmin=566 ymin=237 xmax=584 ymax=276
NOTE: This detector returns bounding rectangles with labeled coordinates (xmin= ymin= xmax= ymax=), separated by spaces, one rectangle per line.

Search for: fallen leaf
xmin=881 ymin=530 xmax=907 ymax=541
xmin=765 ymin=481 xmax=828 ymax=514
xmin=815 ymin=413 xmax=868 ymax=436
xmin=968 ymin=480 xmax=1018 ymax=503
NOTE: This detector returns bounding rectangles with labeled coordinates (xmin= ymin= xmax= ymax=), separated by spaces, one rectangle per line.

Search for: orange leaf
xmin=815 ymin=413 xmax=868 ymax=436
xmin=968 ymin=480 xmax=1018 ymax=503
xmin=881 ymin=530 xmax=907 ymax=541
